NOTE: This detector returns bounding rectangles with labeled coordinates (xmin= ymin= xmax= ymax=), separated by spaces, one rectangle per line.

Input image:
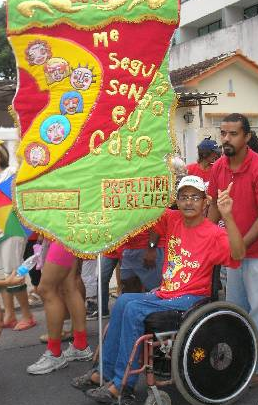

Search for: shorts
xmin=0 ymin=236 xmax=27 ymax=292
xmin=46 ymin=241 xmax=75 ymax=269
xmin=81 ymin=260 xmax=98 ymax=298
xmin=0 ymin=236 xmax=27 ymax=279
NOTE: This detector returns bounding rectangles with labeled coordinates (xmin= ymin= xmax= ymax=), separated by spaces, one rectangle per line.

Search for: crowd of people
xmin=1 ymin=113 xmax=258 ymax=403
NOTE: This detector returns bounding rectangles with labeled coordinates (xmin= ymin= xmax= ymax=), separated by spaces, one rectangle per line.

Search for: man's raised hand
xmin=217 ymin=182 xmax=233 ymax=218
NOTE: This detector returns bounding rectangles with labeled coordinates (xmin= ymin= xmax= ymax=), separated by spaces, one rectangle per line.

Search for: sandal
xmin=86 ymin=385 xmax=117 ymax=403
xmin=71 ymin=368 xmax=102 ymax=390
xmin=250 ymin=374 xmax=258 ymax=388
xmin=13 ymin=317 xmax=37 ymax=331
xmin=28 ymin=292 xmax=43 ymax=307
xmin=3 ymin=319 xmax=17 ymax=328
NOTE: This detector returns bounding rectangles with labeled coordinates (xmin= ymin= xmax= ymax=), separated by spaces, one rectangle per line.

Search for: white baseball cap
xmin=177 ymin=175 xmax=206 ymax=193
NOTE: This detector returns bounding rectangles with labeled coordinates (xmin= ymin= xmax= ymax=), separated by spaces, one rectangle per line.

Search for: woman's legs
xmin=1 ymin=290 xmax=16 ymax=324
xmin=38 ymin=260 xmax=69 ymax=339
xmin=0 ymin=236 xmax=34 ymax=327
xmin=62 ymin=259 xmax=86 ymax=333
xmin=14 ymin=289 xmax=34 ymax=322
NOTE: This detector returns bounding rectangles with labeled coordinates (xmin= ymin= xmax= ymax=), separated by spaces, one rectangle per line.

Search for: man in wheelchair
xmin=74 ymin=175 xmax=245 ymax=404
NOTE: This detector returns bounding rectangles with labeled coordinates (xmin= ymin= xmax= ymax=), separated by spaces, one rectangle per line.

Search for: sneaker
xmin=120 ymin=387 xmax=136 ymax=405
xmin=63 ymin=343 xmax=93 ymax=362
xmin=27 ymin=350 xmax=68 ymax=375
xmin=87 ymin=385 xmax=117 ymax=404
xmin=86 ymin=311 xmax=110 ymax=321
xmin=71 ymin=368 xmax=101 ymax=390
xmin=86 ymin=300 xmax=98 ymax=315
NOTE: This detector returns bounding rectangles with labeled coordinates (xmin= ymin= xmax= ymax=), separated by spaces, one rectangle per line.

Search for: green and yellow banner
xmin=7 ymin=0 xmax=179 ymax=256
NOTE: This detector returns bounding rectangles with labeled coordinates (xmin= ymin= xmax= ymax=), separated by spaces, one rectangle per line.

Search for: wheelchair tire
xmin=144 ymin=390 xmax=171 ymax=405
xmin=172 ymin=301 xmax=258 ymax=405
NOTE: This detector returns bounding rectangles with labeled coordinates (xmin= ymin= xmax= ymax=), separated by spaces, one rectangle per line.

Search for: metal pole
xmin=97 ymin=253 xmax=103 ymax=385
xmin=199 ymin=100 xmax=203 ymax=128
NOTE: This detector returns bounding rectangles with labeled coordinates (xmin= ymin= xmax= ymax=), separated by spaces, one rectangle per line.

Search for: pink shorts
xmin=46 ymin=241 xmax=75 ymax=269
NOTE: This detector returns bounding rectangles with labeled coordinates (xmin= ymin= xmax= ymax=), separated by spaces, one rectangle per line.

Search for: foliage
xmin=0 ymin=3 xmax=16 ymax=79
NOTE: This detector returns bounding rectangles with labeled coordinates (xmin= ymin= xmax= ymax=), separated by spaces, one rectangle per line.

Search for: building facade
xmin=171 ymin=0 xmax=258 ymax=69
xmin=170 ymin=0 xmax=258 ymax=163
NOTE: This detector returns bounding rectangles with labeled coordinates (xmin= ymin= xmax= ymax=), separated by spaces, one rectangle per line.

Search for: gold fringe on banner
xmin=8 ymin=15 xmax=178 ymax=35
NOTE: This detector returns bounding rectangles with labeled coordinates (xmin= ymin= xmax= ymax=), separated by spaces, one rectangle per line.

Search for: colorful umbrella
xmin=0 ymin=174 xmax=32 ymax=242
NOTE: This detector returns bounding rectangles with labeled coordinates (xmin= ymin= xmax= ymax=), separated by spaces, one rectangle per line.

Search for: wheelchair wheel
xmin=172 ymin=301 xmax=258 ymax=405
xmin=144 ymin=390 xmax=171 ymax=405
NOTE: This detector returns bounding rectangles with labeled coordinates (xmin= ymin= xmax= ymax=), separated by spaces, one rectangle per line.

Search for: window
xmin=248 ymin=117 xmax=258 ymax=133
xmin=244 ymin=4 xmax=258 ymax=19
xmin=171 ymin=28 xmax=180 ymax=46
xmin=198 ymin=20 xmax=222 ymax=37
xmin=211 ymin=116 xmax=225 ymax=128
xmin=210 ymin=116 xmax=258 ymax=132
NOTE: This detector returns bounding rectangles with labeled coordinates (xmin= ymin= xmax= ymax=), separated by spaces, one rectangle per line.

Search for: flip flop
xmin=13 ymin=317 xmax=37 ymax=331
xmin=3 ymin=320 xmax=17 ymax=328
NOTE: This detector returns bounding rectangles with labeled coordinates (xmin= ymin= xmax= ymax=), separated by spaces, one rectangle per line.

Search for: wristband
xmin=148 ymin=241 xmax=157 ymax=249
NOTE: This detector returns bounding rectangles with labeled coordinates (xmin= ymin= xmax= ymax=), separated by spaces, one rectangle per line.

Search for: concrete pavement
xmin=0 ymin=305 xmax=258 ymax=405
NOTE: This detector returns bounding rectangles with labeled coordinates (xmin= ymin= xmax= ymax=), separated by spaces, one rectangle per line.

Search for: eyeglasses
xmin=177 ymin=194 xmax=204 ymax=202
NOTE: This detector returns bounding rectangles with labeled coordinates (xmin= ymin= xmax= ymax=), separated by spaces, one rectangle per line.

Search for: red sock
xmin=73 ymin=330 xmax=87 ymax=350
xmin=47 ymin=338 xmax=61 ymax=357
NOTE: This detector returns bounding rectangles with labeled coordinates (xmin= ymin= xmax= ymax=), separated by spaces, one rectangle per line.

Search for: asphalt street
xmin=0 ymin=305 xmax=258 ymax=405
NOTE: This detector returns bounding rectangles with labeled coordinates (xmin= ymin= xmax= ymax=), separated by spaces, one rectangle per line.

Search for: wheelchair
xmin=119 ymin=266 xmax=258 ymax=405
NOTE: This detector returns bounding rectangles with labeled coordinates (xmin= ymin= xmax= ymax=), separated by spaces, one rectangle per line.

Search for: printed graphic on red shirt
xmin=154 ymin=209 xmax=239 ymax=299
xmin=160 ymin=235 xmax=199 ymax=294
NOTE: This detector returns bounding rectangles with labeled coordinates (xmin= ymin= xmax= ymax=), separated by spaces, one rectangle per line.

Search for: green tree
xmin=0 ymin=2 xmax=16 ymax=79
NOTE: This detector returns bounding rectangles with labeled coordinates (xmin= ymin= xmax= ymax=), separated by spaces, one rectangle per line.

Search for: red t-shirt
xmin=208 ymin=148 xmax=258 ymax=258
xmin=187 ymin=162 xmax=212 ymax=183
xmin=153 ymin=210 xmax=239 ymax=299
xmin=103 ymin=246 xmax=124 ymax=260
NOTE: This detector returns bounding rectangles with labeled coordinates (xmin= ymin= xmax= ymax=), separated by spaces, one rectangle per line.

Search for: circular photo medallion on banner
xmin=60 ymin=91 xmax=84 ymax=115
xmin=25 ymin=39 xmax=52 ymax=66
xmin=40 ymin=115 xmax=71 ymax=144
xmin=25 ymin=142 xmax=50 ymax=167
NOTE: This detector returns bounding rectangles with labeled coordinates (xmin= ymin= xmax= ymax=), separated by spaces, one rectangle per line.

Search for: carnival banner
xmin=7 ymin=0 xmax=179 ymax=256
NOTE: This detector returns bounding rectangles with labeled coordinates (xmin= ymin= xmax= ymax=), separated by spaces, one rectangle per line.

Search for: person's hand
xmin=143 ymin=248 xmax=157 ymax=269
xmin=4 ymin=271 xmax=25 ymax=287
xmin=217 ymin=182 xmax=233 ymax=218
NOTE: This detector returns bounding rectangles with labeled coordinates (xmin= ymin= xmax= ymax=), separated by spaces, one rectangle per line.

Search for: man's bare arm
xmin=243 ymin=218 xmax=258 ymax=248
xmin=217 ymin=183 xmax=245 ymax=260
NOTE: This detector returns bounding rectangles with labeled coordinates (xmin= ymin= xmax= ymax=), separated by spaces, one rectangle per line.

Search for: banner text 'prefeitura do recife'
xmin=7 ymin=0 xmax=179 ymax=256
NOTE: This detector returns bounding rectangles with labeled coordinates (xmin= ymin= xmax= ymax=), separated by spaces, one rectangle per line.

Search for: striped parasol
xmin=0 ymin=174 xmax=32 ymax=242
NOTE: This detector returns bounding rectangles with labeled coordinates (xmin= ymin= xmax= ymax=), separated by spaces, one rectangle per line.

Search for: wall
xmin=180 ymin=0 xmax=244 ymax=27
xmin=174 ymin=63 xmax=258 ymax=152
xmin=170 ymin=15 xmax=258 ymax=69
